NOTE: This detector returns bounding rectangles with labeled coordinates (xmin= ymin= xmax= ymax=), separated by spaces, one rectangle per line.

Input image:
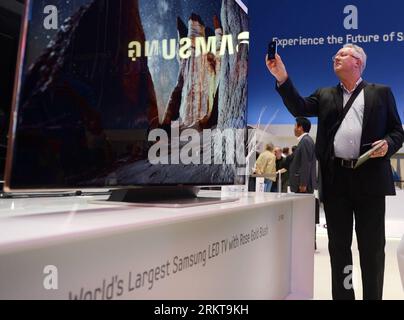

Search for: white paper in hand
xmin=354 ymin=141 xmax=385 ymax=169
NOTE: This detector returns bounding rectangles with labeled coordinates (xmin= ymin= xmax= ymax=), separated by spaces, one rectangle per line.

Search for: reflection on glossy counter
xmin=0 ymin=190 xmax=314 ymax=254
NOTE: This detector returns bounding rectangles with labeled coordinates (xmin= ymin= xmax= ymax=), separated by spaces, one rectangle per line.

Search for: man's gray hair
xmin=344 ymin=43 xmax=367 ymax=74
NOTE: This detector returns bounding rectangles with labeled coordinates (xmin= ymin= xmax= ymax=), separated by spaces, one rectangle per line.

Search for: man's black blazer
xmin=289 ymin=134 xmax=317 ymax=193
xmin=276 ymin=78 xmax=404 ymax=197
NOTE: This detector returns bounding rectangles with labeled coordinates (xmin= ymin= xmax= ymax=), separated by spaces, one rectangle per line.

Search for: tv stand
xmin=96 ymin=186 xmax=239 ymax=208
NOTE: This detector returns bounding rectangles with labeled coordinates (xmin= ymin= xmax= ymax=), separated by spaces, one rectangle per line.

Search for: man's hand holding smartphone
xmin=265 ymin=41 xmax=288 ymax=85
xmin=267 ymin=41 xmax=277 ymax=60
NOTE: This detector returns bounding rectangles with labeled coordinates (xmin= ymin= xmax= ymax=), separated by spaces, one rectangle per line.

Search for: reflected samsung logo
xmin=128 ymin=32 xmax=249 ymax=61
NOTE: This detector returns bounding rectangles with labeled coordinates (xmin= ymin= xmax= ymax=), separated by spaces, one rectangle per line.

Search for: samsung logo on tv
xmin=128 ymin=32 xmax=249 ymax=61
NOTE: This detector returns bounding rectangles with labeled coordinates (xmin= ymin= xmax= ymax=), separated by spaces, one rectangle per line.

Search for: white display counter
xmin=386 ymin=189 xmax=404 ymax=238
xmin=398 ymin=235 xmax=404 ymax=290
xmin=0 ymin=191 xmax=315 ymax=300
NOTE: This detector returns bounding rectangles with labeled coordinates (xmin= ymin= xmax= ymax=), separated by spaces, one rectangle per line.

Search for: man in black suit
xmin=266 ymin=43 xmax=404 ymax=300
xmin=288 ymin=117 xmax=319 ymax=251
xmin=288 ymin=117 xmax=317 ymax=193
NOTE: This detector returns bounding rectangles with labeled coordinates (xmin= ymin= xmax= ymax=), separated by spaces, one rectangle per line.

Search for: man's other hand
xmin=369 ymin=139 xmax=389 ymax=158
xmin=265 ymin=53 xmax=288 ymax=85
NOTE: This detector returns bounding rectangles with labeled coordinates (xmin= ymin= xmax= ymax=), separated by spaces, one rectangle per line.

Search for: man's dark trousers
xmin=323 ymin=161 xmax=385 ymax=300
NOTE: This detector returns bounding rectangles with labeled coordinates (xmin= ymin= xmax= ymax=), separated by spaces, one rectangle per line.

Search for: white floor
xmin=314 ymin=223 xmax=404 ymax=300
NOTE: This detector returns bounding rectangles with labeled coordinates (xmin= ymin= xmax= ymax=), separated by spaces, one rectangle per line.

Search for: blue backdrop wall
xmin=248 ymin=0 xmax=404 ymax=125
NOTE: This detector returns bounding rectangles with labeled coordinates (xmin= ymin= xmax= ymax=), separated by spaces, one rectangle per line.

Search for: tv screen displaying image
xmin=5 ymin=0 xmax=248 ymax=191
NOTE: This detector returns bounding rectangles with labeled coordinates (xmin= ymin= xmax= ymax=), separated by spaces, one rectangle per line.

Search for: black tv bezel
xmin=3 ymin=0 xmax=28 ymax=192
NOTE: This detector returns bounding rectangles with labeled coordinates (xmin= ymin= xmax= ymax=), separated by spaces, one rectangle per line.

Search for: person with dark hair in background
xmin=282 ymin=145 xmax=297 ymax=174
xmin=266 ymin=43 xmax=404 ymax=300
xmin=288 ymin=117 xmax=317 ymax=194
xmin=287 ymin=117 xmax=319 ymax=250
xmin=282 ymin=146 xmax=290 ymax=158
xmin=271 ymin=146 xmax=288 ymax=193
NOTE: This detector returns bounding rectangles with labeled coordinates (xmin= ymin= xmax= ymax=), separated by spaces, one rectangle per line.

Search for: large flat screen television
xmin=4 ymin=0 xmax=249 ymax=204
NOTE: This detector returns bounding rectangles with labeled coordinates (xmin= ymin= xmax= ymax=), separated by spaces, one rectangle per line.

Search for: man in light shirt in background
xmin=254 ymin=143 xmax=276 ymax=192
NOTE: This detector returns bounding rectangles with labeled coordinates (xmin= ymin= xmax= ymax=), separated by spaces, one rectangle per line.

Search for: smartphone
xmin=268 ymin=41 xmax=277 ymax=60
